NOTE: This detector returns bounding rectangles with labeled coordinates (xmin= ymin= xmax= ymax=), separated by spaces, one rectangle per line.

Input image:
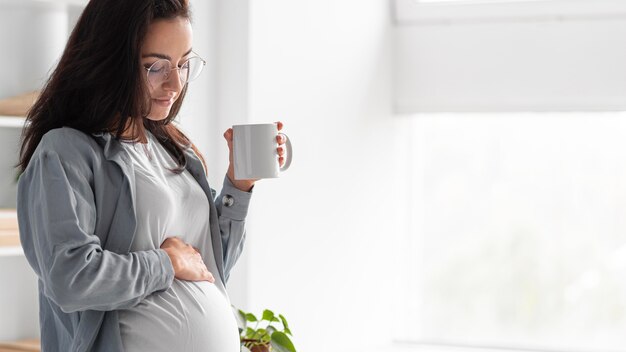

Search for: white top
xmin=117 ymin=131 xmax=240 ymax=352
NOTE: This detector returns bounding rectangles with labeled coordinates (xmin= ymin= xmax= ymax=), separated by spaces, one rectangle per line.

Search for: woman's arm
xmin=17 ymin=148 xmax=175 ymax=313
xmin=215 ymin=121 xmax=286 ymax=281
xmin=214 ymin=175 xmax=253 ymax=282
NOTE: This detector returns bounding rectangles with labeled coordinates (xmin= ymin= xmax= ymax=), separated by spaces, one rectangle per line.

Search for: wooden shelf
xmin=0 ymin=0 xmax=87 ymax=6
xmin=0 ymin=339 xmax=40 ymax=352
xmin=0 ymin=231 xmax=20 ymax=246
xmin=0 ymin=229 xmax=26 ymax=255
xmin=0 ymin=209 xmax=21 ymax=257
xmin=0 ymin=116 xmax=26 ymax=129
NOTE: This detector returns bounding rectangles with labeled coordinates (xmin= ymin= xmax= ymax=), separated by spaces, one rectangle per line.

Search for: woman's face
xmin=141 ymin=17 xmax=193 ymax=121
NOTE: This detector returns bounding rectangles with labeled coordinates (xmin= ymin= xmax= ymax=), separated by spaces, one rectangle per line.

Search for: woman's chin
xmin=146 ymin=108 xmax=171 ymax=121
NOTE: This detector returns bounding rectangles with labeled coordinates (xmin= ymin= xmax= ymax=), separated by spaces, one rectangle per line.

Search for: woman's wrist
xmin=226 ymin=164 xmax=255 ymax=192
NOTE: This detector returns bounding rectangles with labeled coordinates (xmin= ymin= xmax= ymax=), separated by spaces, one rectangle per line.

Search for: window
xmin=394 ymin=0 xmax=626 ymax=351
xmin=394 ymin=0 xmax=626 ymax=24
xmin=398 ymin=112 xmax=626 ymax=351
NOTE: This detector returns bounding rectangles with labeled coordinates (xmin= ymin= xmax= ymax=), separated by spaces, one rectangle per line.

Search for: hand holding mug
xmin=224 ymin=121 xmax=292 ymax=191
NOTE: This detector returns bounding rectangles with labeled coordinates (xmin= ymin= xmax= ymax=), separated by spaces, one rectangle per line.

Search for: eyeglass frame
xmin=143 ymin=53 xmax=206 ymax=87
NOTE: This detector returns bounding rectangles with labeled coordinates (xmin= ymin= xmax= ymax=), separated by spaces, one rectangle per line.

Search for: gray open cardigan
xmin=16 ymin=127 xmax=252 ymax=352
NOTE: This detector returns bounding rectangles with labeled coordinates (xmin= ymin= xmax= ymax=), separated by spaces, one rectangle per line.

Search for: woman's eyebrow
xmin=142 ymin=48 xmax=193 ymax=60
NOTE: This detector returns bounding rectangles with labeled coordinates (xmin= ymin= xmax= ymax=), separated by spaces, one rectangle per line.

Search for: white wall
xmin=179 ymin=0 xmax=218 ymax=171
xmin=218 ymin=0 xmax=411 ymax=350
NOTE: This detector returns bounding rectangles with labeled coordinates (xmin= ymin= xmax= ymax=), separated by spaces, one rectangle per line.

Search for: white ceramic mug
xmin=232 ymin=123 xmax=293 ymax=180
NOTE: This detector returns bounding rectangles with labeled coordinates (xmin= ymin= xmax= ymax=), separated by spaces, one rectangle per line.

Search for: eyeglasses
xmin=144 ymin=55 xmax=206 ymax=87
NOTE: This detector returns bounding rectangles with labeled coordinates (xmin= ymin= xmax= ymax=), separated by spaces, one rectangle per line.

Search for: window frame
xmin=392 ymin=0 xmax=626 ymax=113
xmin=394 ymin=0 xmax=626 ymax=25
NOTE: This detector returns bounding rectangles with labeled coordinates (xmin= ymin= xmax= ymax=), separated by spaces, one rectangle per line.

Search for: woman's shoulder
xmin=35 ymin=127 xmax=103 ymax=163
xmin=41 ymin=127 xmax=96 ymax=146
xmin=39 ymin=126 xmax=102 ymax=150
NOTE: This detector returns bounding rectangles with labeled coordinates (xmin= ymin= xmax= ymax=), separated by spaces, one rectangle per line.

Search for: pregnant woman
xmin=15 ymin=0 xmax=286 ymax=351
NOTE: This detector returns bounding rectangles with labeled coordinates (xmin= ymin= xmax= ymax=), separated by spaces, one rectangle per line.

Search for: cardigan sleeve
xmin=215 ymin=175 xmax=253 ymax=282
xmin=17 ymin=147 xmax=175 ymax=313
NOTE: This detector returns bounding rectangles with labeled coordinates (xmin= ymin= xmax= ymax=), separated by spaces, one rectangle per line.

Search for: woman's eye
xmin=147 ymin=63 xmax=166 ymax=73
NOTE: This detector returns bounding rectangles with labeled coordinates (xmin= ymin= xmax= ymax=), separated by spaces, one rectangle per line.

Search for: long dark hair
xmin=18 ymin=0 xmax=206 ymax=173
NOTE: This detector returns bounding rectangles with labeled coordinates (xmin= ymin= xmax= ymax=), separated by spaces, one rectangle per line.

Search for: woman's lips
xmin=153 ymin=98 xmax=174 ymax=107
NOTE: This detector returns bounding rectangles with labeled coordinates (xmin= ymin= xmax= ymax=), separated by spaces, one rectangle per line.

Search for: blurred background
xmin=1 ymin=0 xmax=626 ymax=351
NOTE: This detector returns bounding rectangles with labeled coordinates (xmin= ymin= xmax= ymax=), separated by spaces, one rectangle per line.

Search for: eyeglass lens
xmin=147 ymin=57 xmax=204 ymax=87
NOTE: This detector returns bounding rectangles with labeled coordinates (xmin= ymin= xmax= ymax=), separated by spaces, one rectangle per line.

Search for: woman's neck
xmin=118 ymin=117 xmax=148 ymax=144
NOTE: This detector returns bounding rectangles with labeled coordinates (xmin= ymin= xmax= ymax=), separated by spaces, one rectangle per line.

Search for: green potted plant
xmin=233 ymin=307 xmax=297 ymax=352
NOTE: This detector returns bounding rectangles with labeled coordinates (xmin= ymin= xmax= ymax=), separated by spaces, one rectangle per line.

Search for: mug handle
xmin=279 ymin=133 xmax=292 ymax=171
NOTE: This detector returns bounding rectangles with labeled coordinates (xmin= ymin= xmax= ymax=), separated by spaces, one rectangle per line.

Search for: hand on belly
xmin=160 ymin=236 xmax=215 ymax=282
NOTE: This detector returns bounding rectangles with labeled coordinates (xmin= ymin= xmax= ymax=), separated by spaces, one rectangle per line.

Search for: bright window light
xmin=403 ymin=112 xmax=626 ymax=352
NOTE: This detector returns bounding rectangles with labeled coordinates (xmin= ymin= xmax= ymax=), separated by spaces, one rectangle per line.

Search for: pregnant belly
xmin=119 ymin=280 xmax=240 ymax=352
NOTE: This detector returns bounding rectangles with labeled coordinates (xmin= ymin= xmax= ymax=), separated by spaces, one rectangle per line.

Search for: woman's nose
xmin=163 ymin=68 xmax=184 ymax=92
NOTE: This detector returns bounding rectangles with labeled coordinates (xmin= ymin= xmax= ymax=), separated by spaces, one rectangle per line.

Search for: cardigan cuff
xmin=217 ymin=175 xmax=253 ymax=221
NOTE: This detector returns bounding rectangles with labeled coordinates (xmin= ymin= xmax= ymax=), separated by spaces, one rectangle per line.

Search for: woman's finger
xmin=275 ymin=121 xmax=283 ymax=131
xmin=224 ymin=128 xmax=235 ymax=163
xmin=205 ymin=268 xmax=215 ymax=283
xmin=195 ymin=257 xmax=214 ymax=282
xmin=223 ymin=128 xmax=233 ymax=142
xmin=276 ymin=134 xmax=286 ymax=145
xmin=277 ymin=147 xmax=284 ymax=157
xmin=278 ymin=156 xmax=285 ymax=167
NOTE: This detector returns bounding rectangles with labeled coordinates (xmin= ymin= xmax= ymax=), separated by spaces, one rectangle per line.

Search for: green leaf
xmin=278 ymin=314 xmax=289 ymax=328
xmin=262 ymin=309 xmax=275 ymax=322
xmin=270 ymin=331 xmax=297 ymax=352
xmin=279 ymin=314 xmax=290 ymax=330
xmin=245 ymin=313 xmax=258 ymax=322
xmin=284 ymin=327 xmax=292 ymax=336
xmin=262 ymin=334 xmax=271 ymax=343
